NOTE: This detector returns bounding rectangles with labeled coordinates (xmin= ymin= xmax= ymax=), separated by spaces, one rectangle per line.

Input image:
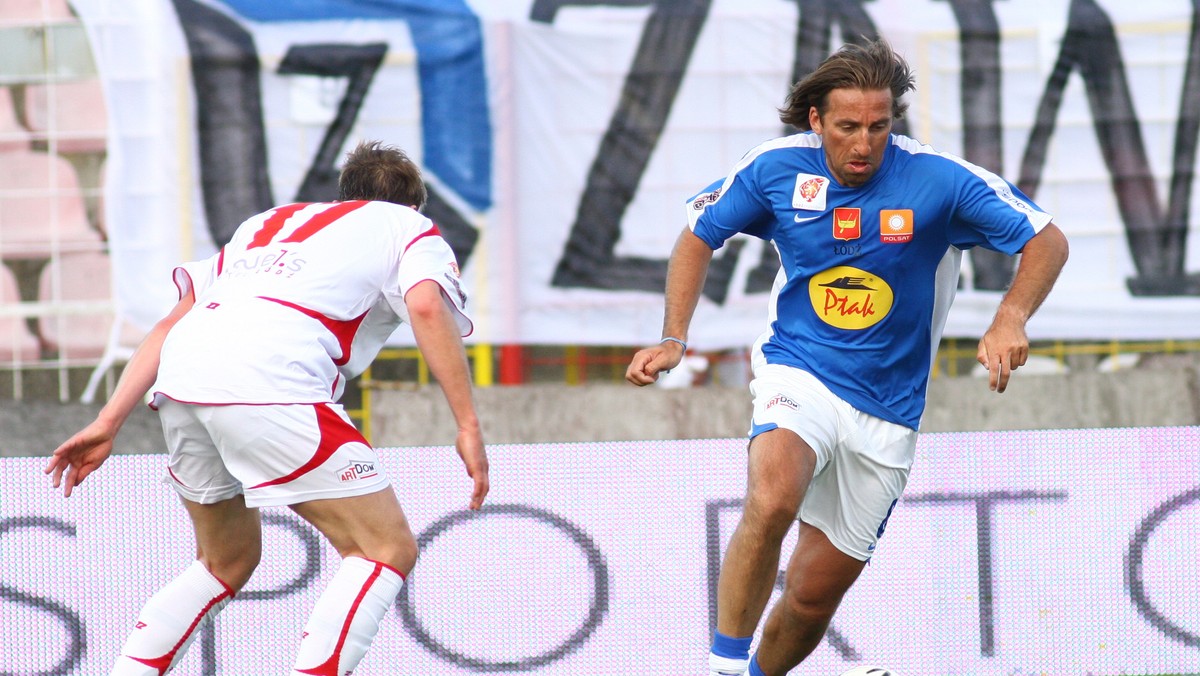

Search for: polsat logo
xmin=337 ymin=461 xmax=378 ymax=483
xmin=807 ymin=265 xmax=894 ymax=330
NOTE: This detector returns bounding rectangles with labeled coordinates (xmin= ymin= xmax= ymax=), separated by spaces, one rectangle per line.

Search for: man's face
xmin=809 ymin=87 xmax=893 ymax=188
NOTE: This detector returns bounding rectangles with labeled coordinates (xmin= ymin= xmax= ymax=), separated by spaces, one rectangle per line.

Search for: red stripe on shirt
xmin=280 ymin=200 xmax=368 ymax=244
xmin=257 ymin=297 xmax=368 ymax=367
xmin=247 ymin=203 xmax=311 ymax=249
xmin=403 ymin=222 xmax=442 ymax=254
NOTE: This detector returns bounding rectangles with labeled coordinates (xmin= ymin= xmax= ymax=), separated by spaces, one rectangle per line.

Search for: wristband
xmin=659 ymin=336 xmax=688 ymax=351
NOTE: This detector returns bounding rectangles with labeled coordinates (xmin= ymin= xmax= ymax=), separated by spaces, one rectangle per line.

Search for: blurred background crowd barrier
xmin=3 ymin=0 xmax=1200 ymax=407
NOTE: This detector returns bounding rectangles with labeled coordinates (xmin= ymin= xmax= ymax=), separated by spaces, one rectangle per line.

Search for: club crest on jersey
xmin=792 ymin=173 xmax=828 ymax=211
xmin=336 ymin=461 xmax=378 ymax=483
xmin=832 ymin=208 xmax=861 ymax=241
xmin=880 ymin=209 xmax=914 ymax=243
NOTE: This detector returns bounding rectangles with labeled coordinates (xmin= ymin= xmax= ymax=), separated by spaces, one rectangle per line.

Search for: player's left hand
xmin=44 ymin=420 xmax=117 ymax=497
xmin=976 ymin=312 xmax=1029 ymax=393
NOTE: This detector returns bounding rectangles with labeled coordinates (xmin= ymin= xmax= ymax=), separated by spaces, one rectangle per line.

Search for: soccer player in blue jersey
xmin=626 ymin=39 xmax=1068 ymax=676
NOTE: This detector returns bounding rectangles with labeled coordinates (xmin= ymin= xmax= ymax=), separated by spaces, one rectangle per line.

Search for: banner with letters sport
xmin=55 ymin=0 xmax=1200 ymax=347
xmin=3 ymin=426 xmax=1198 ymax=674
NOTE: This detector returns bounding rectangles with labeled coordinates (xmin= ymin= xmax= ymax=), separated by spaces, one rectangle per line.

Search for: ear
xmin=808 ymin=106 xmax=822 ymax=132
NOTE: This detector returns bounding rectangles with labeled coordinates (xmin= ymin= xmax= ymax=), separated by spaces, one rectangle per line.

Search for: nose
xmin=852 ymin=129 xmax=871 ymax=156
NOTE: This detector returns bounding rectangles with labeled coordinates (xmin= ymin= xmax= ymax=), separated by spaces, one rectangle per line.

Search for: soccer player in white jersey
xmin=626 ymin=40 xmax=1069 ymax=676
xmin=45 ymin=141 xmax=489 ymax=675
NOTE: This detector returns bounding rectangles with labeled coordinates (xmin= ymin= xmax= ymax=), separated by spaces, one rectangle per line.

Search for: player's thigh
xmin=745 ymin=428 xmax=818 ymax=517
xmin=179 ymin=493 xmax=262 ymax=590
xmin=288 ymin=486 xmax=416 ymax=565
xmin=746 ymin=364 xmax=848 ymax=511
xmin=782 ymin=522 xmax=866 ymax=611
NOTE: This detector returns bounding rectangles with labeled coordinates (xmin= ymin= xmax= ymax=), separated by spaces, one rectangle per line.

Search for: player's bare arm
xmin=46 ymin=294 xmax=196 ymax=496
xmin=626 ymin=228 xmax=714 ymax=386
xmin=405 ymin=279 xmax=489 ymax=509
xmin=977 ymin=223 xmax=1069 ymax=393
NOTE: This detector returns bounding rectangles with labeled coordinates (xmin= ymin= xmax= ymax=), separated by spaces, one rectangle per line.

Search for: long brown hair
xmin=779 ymin=39 xmax=915 ymax=131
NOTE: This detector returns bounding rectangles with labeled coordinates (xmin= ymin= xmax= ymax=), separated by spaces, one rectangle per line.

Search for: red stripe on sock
xmin=295 ymin=561 xmax=385 ymax=676
xmin=127 ymin=586 xmax=233 ymax=675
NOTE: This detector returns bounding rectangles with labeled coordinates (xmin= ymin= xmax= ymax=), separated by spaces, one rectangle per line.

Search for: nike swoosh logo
xmin=794 ymin=213 xmax=822 ymax=223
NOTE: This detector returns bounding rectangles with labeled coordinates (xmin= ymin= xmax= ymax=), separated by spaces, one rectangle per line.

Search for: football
xmin=838 ymin=668 xmax=895 ymax=676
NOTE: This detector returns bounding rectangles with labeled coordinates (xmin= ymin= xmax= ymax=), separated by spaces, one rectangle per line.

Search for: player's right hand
xmin=44 ymin=419 xmax=117 ymax=497
xmin=625 ymin=343 xmax=684 ymax=386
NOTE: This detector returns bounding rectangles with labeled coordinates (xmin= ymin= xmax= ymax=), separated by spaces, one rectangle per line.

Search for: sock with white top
xmin=290 ymin=556 xmax=405 ymax=676
xmin=110 ymin=560 xmax=234 ymax=676
xmin=709 ymin=631 xmax=753 ymax=675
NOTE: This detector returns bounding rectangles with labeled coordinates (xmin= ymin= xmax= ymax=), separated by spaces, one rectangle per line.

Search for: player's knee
xmin=778 ymin=585 xmax=841 ymax=626
xmin=743 ymin=491 xmax=801 ymax=536
xmin=201 ymin=549 xmax=260 ymax=593
xmin=370 ymin=532 xmax=418 ymax=575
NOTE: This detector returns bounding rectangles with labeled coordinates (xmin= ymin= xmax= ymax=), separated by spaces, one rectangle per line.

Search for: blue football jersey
xmin=689 ymin=132 xmax=1052 ymax=429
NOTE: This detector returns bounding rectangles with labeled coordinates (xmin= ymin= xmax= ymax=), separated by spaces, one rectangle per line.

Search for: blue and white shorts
xmin=749 ymin=363 xmax=917 ymax=561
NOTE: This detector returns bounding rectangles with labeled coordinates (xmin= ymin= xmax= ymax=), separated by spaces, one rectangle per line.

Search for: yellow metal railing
xmin=350 ymin=343 xmax=495 ymax=443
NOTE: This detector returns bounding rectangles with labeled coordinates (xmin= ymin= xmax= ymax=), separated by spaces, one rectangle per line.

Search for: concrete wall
xmin=5 ymin=363 xmax=1198 ymax=458
xmin=369 ymin=364 xmax=1200 ymax=447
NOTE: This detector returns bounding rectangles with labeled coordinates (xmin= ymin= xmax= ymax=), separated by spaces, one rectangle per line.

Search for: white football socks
xmin=709 ymin=653 xmax=751 ymax=675
xmin=110 ymin=560 xmax=234 ymax=676
xmin=290 ymin=556 xmax=405 ymax=676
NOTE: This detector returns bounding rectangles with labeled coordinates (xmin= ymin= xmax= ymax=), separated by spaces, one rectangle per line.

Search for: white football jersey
xmin=152 ymin=200 xmax=471 ymax=405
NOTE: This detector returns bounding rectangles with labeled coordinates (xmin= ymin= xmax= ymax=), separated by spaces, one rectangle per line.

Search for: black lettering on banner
xmin=939 ymin=0 xmax=1015 ymax=291
xmin=398 ymin=503 xmax=610 ymax=671
xmin=172 ymin=2 xmax=481 ymax=264
xmin=274 ymin=41 xmax=484 ymax=271
xmin=171 ymin=0 xmax=274 ymax=248
xmin=547 ymin=0 xmax=750 ymax=302
xmin=905 ymin=490 xmax=1067 ymax=657
xmin=1019 ymin=0 xmax=1200 ymax=296
xmin=704 ymin=500 xmax=860 ymax=660
xmin=196 ymin=513 xmax=323 ymax=676
xmin=277 ymin=43 xmax=389 ymax=204
xmin=0 ymin=517 xmax=85 ymax=676
xmin=1125 ymin=486 xmax=1200 ymax=647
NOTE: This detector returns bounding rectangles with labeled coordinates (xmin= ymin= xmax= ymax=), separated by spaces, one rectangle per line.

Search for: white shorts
xmin=749 ymin=363 xmax=918 ymax=561
xmin=157 ymin=399 xmax=391 ymax=508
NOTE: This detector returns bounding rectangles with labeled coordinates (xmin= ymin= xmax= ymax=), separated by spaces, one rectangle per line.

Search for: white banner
xmin=3 ymin=427 xmax=1199 ymax=674
xmin=35 ymin=0 xmax=1200 ymax=348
